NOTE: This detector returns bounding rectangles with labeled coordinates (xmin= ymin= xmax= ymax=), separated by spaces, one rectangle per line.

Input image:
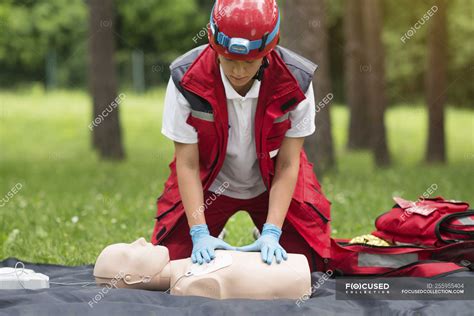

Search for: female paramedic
xmin=151 ymin=0 xmax=332 ymax=273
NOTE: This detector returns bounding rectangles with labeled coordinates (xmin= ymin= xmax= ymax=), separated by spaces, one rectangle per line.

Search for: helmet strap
xmin=252 ymin=57 xmax=269 ymax=81
xmin=258 ymin=32 xmax=270 ymax=52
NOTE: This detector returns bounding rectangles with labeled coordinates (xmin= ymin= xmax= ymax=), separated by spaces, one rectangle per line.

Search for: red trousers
xmin=156 ymin=189 xmax=321 ymax=272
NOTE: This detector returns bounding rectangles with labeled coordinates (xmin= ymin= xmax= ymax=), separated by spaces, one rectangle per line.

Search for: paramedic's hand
xmin=237 ymin=223 xmax=288 ymax=265
xmin=190 ymin=224 xmax=236 ymax=265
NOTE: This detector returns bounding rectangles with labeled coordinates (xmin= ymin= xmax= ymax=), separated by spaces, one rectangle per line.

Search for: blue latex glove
xmin=190 ymin=224 xmax=236 ymax=264
xmin=236 ymin=223 xmax=288 ymax=265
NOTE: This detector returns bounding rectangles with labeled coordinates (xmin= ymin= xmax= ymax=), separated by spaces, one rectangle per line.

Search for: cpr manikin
xmin=93 ymin=237 xmax=311 ymax=300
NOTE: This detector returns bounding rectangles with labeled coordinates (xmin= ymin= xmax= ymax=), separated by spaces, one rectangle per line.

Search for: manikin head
xmin=93 ymin=237 xmax=170 ymax=290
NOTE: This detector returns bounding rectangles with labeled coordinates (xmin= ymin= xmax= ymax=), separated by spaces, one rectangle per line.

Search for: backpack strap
xmin=435 ymin=210 xmax=474 ymax=244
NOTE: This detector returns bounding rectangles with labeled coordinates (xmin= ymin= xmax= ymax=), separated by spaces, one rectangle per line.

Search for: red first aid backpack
xmin=328 ymin=238 xmax=474 ymax=277
xmin=327 ymin=196 xmax=474 ymax=278
xmin=372 ymin=196 xmax=473 ymax=247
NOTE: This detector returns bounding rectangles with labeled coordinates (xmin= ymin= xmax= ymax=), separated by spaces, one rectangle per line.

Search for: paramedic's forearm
xmin=267 ymin=162 xmax=299 ymax=228
xmin=176 ymin=161 xmax=206 ymax=227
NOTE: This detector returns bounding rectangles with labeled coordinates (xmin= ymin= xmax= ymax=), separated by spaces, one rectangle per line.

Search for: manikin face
xmin=129 ymin=237 xmax=165 ymax=257
xmin=94 ymin=237 xmax=170 ymax=284
xmin=218 ymin=55 xmax=264 ymax=89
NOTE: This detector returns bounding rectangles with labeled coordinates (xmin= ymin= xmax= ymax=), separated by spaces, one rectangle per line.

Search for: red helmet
xmin=208 ymin=0 xmax=280 ymax=61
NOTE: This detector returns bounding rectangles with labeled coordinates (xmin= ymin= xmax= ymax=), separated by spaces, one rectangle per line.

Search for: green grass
xmin=0 ymin=88 xmax=473 ymax=265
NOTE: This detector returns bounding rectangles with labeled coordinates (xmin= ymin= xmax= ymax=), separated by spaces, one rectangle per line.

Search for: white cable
xmin=165 ymin=271 xmax=193 ymax=294
xmin=49 ymin=281 xmax=96 ymax=287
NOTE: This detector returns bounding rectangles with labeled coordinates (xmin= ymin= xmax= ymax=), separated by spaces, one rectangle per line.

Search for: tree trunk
xmin=344 ymin=0 xmax=371 ymax=150
xmin=425 ymin=0 xmax=447 ymax=163
xmin=281 ymin=0 xmax=335 ymax=176
xmin=361 ymin=0 xmax=390 ymax=166
xmin=88 ymin=0 xmax=125 ymax=160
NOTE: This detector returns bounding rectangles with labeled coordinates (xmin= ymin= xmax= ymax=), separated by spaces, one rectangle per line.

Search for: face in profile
xmin=127 ymin=237 xmax=169 ymax=267
xmin=218 ymin=55 xmax=263 ymax=88
xmin=94 ymin=237 xmax=170 ymax=281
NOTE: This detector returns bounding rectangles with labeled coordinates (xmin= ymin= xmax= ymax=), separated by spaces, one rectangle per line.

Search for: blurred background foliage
xmin=0 ymin=0 xmax=472 ymax=264
xmin=0 ymin=0 xmax=472 ymax=106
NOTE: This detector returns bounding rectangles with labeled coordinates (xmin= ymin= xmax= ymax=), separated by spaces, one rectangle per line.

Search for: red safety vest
xmin=152 ymin=45 xmax=332 ymax=260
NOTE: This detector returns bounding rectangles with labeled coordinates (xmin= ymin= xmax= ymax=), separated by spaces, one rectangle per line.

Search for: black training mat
xmin=1 ymin=257 xmax=473 ymax=316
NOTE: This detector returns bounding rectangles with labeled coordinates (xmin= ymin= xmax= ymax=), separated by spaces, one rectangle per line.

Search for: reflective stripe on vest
xmin=274 ymin=112 xmax=289 ymax=123
xmin=191 ymin=109 xmax=214 ymax=122
xmin=358 ymin=253 xmax=419 ymax=268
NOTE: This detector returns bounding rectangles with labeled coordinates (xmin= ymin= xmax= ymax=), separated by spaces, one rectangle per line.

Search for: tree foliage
xmin=0 ymin=0 xmax=471 ymax=106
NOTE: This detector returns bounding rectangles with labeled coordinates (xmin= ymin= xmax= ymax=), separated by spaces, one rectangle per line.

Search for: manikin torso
xmin=170 ymin=250 xmax=310 ymax=299
xmin=93 ymin=238 xmax=311 ymax=300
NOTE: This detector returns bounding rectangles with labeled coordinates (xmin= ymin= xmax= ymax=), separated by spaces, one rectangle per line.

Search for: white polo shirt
xmin=161 ymin=64 xmax=316 ymax=199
